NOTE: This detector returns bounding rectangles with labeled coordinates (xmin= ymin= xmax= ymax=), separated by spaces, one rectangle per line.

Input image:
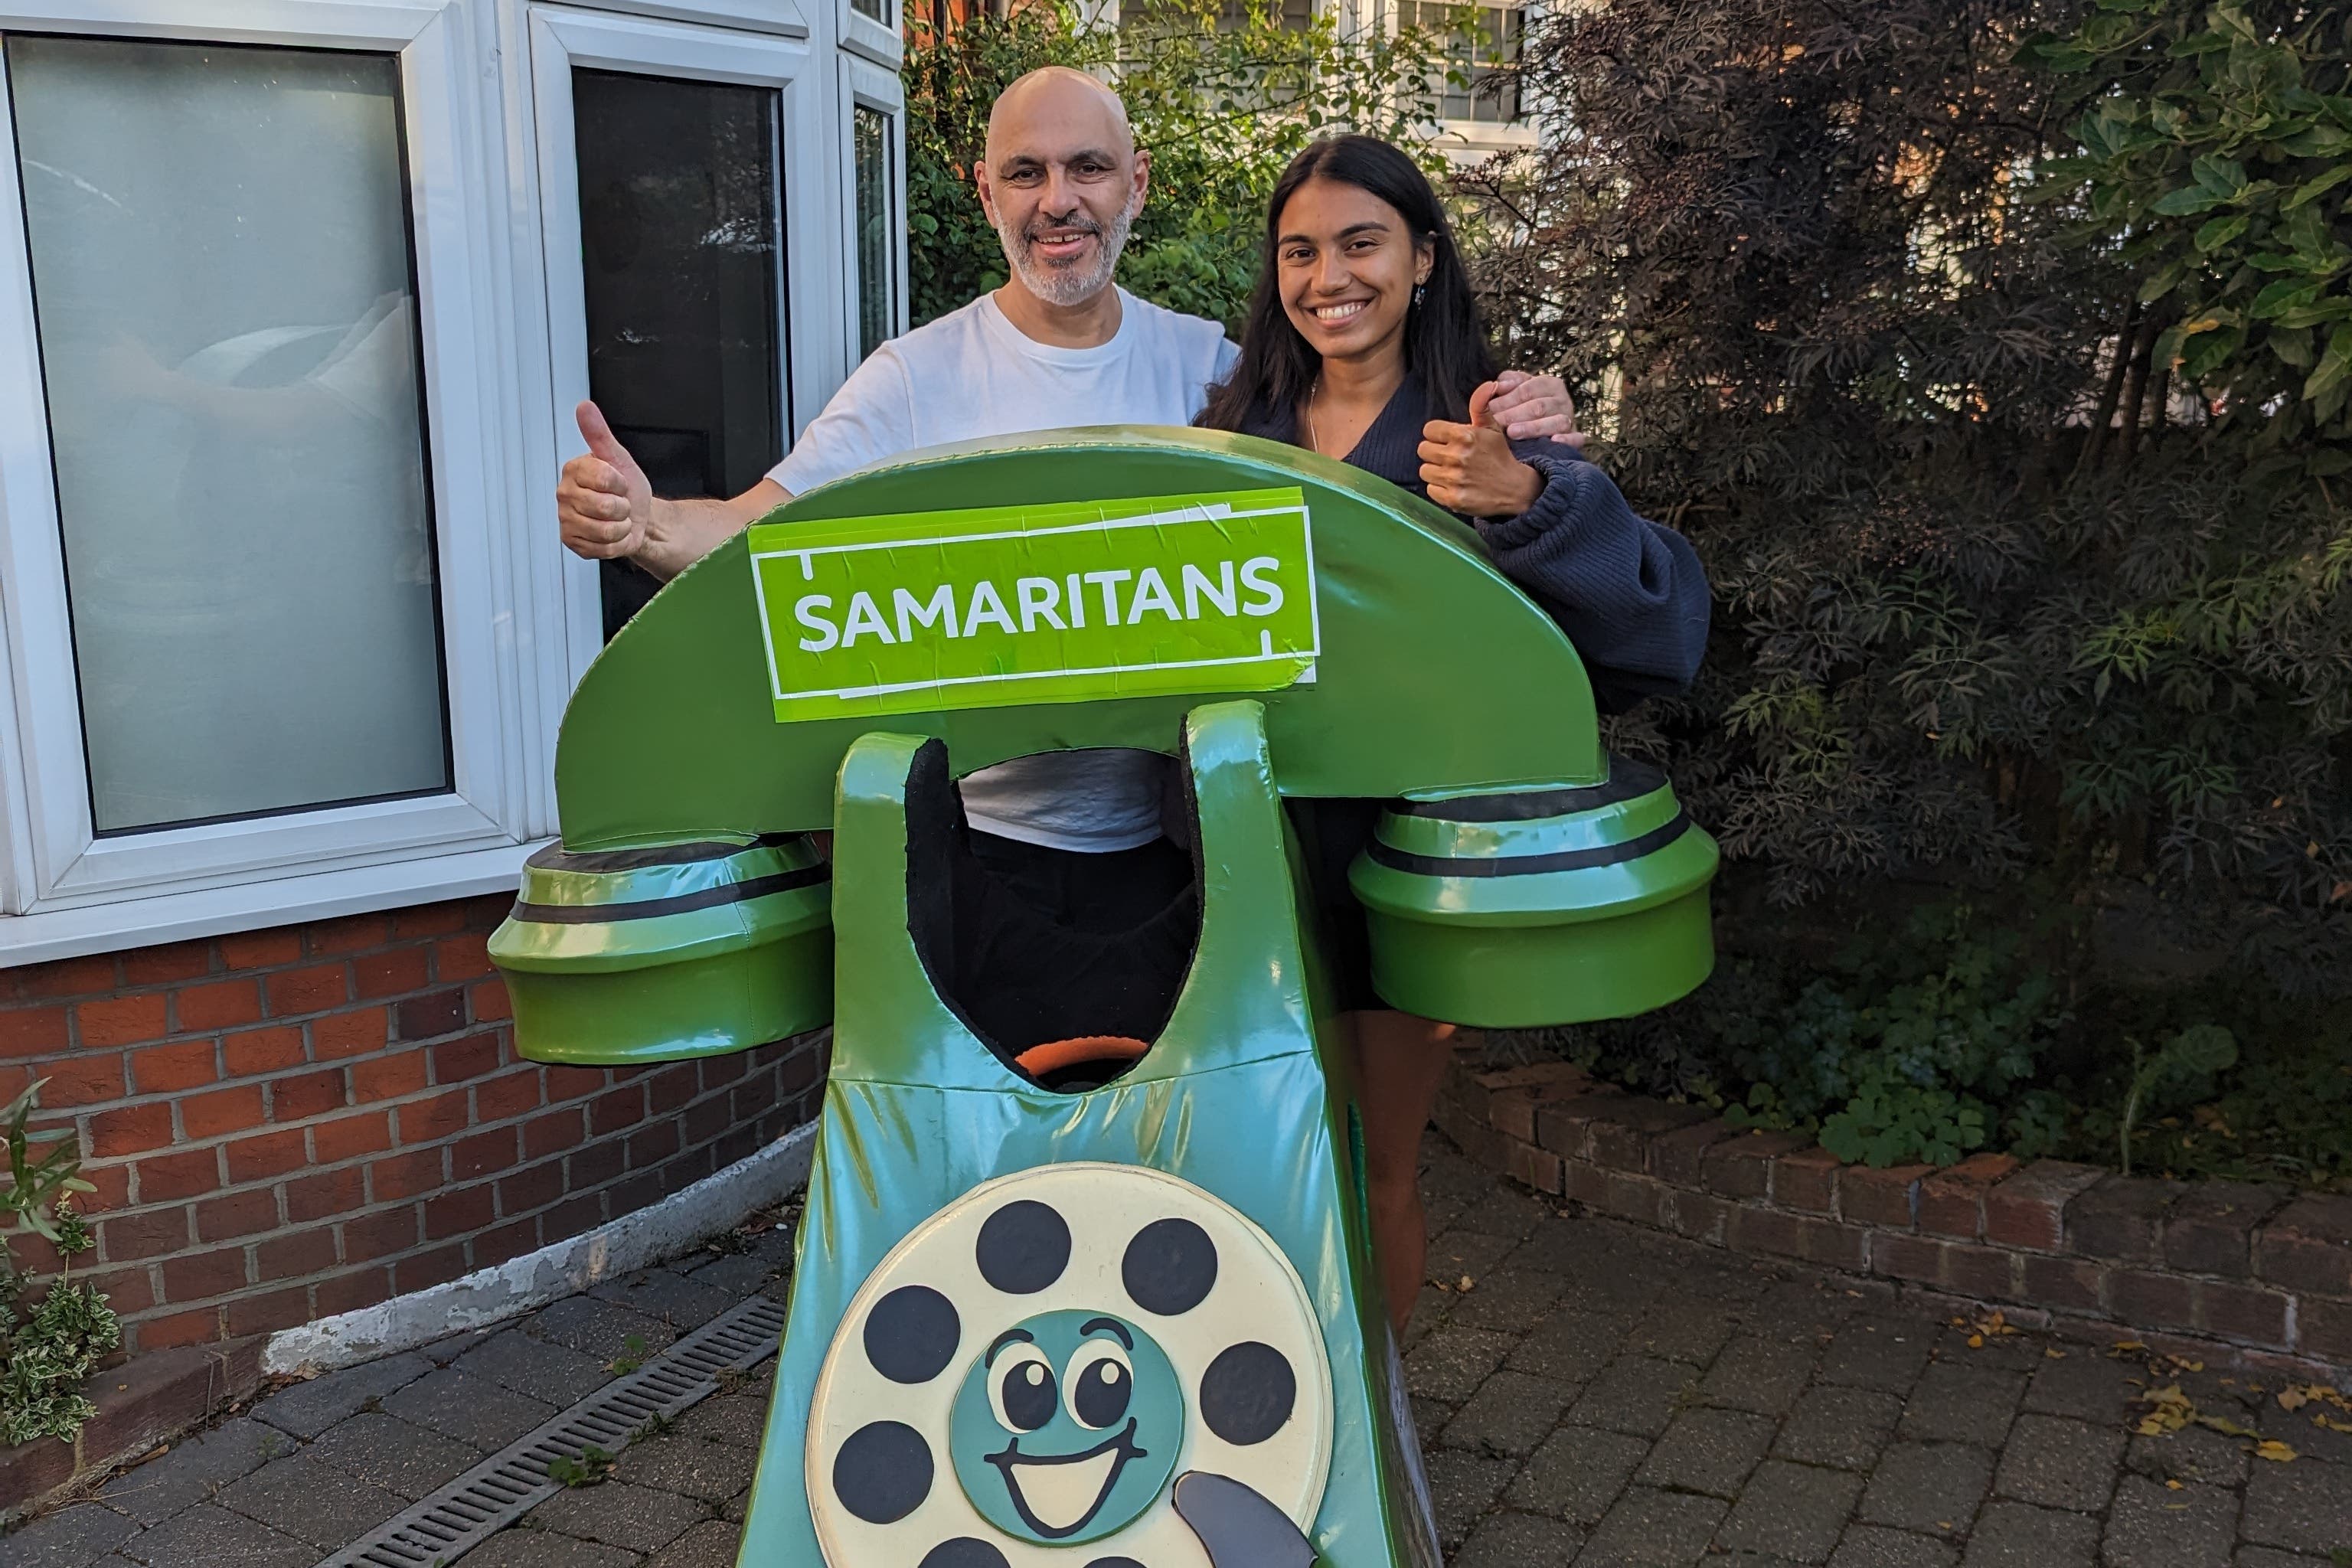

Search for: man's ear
xmin=975 ymin=159 xmax=998 ymax=227
xmin=1130 ymin=148 xmax=1151 ymax=215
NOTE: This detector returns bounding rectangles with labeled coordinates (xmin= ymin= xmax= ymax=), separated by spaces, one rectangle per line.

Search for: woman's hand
xmin=1419 ymin=382 xmax=1546 ymax=517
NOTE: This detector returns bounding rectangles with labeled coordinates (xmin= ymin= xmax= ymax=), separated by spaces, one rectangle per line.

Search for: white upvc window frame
xmin=0 ymin=0 xmax=903 ymax=967
xmin=838 ymin=51 xmax=909 ymax=375
xmin=0 ymin=0 xmax=567 ymax=965
xmin=836 ymin=0 xmax=897 ymax=71
xmin=1366 ymin=0 xmax=1542 ymax=152
xmin=527 ymin=2 xmax=838 ymax=680
xmin=569 ymin=0 xmax=809 ymax=38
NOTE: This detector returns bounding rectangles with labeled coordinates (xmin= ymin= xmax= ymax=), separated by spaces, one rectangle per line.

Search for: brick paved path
xmin=1403 ymin=1138 xmax=2351 ymax=1567
xmin=8 ymin=1136 xmax=2350 ymax=1567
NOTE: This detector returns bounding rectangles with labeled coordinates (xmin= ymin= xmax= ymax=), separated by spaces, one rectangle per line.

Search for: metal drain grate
xmin=318 ymin=1293 xmax=788 ymax=1568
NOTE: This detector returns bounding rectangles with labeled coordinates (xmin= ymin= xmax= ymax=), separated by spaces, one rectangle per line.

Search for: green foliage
xmin=2067 ymin=976 xmax=2352 ymax=1184
xmin=903 ymin=0 xmax=1453 ymax=333
xmin=1508 ymin=880 xmax=2352 ymax=1184
xmin=3 ymin=1078 xmax=93 ymax=1259
xmin=604 ymin=1332 xmax=648 ymax=1377
xmin=1459 ymin=0 xmax=2350 ymax=1004
xmin=2 ymin=1081 xmax=119 ymax=1449
xmin=1 ymin=1267 xmax=117 ymax=1447
xmin=1704 ymin=908 xmax=2075 ymax=1168
xmin=547 ymin=1443 xmax=617 ymax=1488
xmin=2027 ymin=1 xmax=2352 ymax=458
xmin=2111 ymin=1022 xmax=2239 ymax=1174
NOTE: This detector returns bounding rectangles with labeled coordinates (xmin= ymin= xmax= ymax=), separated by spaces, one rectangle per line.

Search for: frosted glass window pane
xmin=8 ymin=36 xmax=451 ymax=834
xmin=853 ymin=106 xmax=895 ymax=361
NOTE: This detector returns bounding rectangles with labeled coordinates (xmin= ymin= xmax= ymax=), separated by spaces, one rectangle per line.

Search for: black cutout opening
xmin=903 ymin=739 xmax=1205 ymax=1093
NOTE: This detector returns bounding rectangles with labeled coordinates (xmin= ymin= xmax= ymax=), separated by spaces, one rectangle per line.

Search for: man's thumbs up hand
xmin=1481 ymin=369 xmax=1589 ymax=449
xmin=557 ymin=400 xmax=654 ymax=562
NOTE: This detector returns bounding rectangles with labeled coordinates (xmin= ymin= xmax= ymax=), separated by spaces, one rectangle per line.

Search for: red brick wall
xmin=0 ymin=897 xmax=826 ymax=1355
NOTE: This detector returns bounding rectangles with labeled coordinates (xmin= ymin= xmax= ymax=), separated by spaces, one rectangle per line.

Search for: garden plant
xmin=1459 ymin=0 xmax=2351 ymax=1183
xmin=0 ymin=1080 xmax=119 ymax=1446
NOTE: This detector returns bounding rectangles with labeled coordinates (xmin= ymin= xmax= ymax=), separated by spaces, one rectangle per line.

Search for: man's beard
xmin=994 ymin=194 xmax=1138 ymax=307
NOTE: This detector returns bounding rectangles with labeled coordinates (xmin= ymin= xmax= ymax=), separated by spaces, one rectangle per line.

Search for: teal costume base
xmin=490 ymin=430 xmax=1720 ymax=1566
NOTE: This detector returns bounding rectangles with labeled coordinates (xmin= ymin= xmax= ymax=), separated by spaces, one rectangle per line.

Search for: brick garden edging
xmin=0 ymin=1340 xmax=264 ymax=1524
xmin=1438 ymin=1058 xmax=2352 ymax=1371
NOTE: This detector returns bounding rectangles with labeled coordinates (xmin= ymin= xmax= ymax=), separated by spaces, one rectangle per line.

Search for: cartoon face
xmin=807 ymin=1162 xmax=1335 ymax=1568
xmin=947 ymin=1309 xmax=1184 ymax=1543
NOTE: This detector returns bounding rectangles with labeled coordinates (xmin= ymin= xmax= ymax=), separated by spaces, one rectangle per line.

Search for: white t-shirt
xmin=767 ymin=289 xmax=1239 ymax=854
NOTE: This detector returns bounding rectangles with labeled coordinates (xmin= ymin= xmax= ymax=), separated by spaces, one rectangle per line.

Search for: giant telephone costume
xmin=488 ymin=430 xmax=1718 ymax=1568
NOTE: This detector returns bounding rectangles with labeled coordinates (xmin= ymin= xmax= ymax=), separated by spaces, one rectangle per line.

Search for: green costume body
xmin=489 ymin=430 xmax=1719 ymax=1567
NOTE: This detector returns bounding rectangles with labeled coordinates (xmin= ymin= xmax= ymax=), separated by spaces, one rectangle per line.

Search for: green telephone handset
xmin=488 ymin=429 xmax=1718 ymax=1568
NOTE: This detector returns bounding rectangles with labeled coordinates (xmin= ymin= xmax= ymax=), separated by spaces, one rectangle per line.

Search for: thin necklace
xmin=1305 ymin=377 xmax=1321 ymax=455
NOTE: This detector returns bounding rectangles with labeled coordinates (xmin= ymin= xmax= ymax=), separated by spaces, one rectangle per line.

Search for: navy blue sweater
xmin=1234 ymin=378 xmax=1710 ymax=712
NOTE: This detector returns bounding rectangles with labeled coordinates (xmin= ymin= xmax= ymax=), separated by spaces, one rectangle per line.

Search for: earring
xmin=1413 ymin=283 xmax=1426 ymax=309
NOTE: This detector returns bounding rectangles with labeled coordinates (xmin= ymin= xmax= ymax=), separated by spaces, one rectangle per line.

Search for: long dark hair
xmin=1196 ymin=135 xmax=1498 ymax=432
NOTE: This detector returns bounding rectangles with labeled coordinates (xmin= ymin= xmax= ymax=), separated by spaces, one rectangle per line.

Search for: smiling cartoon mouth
xmin=985 ymin=1419 xmax=1145 ymax=1539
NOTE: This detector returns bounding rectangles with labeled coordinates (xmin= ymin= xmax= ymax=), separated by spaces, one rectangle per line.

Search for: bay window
xmin=0 ymin=0 xmax=905 ymax=962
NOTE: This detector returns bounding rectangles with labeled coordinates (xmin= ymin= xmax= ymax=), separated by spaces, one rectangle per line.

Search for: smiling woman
xmin=1193 ymin=132 xmax=1712 ymax=1343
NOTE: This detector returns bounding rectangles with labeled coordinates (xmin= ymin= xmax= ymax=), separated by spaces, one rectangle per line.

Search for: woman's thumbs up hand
xmin=1419 ymin=381 xmax=1544 ymax=518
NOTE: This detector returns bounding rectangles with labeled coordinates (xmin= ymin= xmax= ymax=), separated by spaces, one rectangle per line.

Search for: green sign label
xmin=747 ymin=488 xmax=1319 ymax=722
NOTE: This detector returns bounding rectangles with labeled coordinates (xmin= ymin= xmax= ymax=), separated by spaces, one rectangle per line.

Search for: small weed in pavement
xmin=548 ymin=1444 xmax=617 ymax=1487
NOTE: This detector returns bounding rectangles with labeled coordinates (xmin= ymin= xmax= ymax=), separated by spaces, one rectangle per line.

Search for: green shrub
xmin=1532 ymin=906 xmax=2073 ymax=1169
xmin=2 ymin=1080 xmax=119 ymax=1448
xmin=1460 ymin=0 xmax=2350 ymax=1004
xmin=2026 ymin=0 xmax=2352 ymax=462
xmin=1510 ymin=890 xmax=2352 ymax=1184
xmin=1714 ymin=909 xmax=2075 ymax=1168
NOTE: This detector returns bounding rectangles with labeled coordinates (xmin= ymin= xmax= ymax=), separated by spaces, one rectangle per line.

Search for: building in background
xmin=0 ymin=0 xmax=905 ymax=1508
xmin=919 ymin=0 xmax=1538 ymax=157
xmin=1102 ymin=0 xmax=1542 ymax=158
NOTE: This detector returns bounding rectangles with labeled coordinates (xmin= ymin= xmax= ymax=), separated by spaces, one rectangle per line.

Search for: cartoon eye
xmin=989 ymin=1345 xmax=1058 ymax=1432
xmin=1066 ymin=1340 xmax=1135 ymax=1429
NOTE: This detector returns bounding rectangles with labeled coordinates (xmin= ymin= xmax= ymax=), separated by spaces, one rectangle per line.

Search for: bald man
xmin=554 ymin=73 xmax=1579 ymax=1034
